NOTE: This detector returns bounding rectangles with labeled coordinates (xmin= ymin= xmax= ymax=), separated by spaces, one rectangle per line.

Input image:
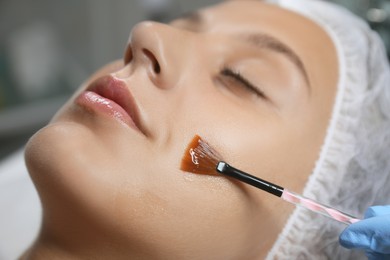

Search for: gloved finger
xmin=339 ymin=222 xmax=370 ymax=249
xmin=365 ymin=205 xmax=390 ymax=218
xmin=365 ymin=250 xmax=390 ymax=260
xmin=339 ymin=215 xmax=390 ymax=254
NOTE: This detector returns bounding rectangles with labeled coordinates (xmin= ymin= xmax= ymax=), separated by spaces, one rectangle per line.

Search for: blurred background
xmin=0 ymin=0 xmax=389 ymax=160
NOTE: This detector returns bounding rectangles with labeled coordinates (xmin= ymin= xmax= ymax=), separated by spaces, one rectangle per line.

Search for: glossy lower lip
xmin=75 ymin=75 xmax=143 ymax=132
xmin=76 ymin=91 xmax=140 ymax=130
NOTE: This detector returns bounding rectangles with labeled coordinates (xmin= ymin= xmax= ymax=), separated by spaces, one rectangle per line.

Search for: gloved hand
xmin=339 ymin=205 xmax=390 ymax=260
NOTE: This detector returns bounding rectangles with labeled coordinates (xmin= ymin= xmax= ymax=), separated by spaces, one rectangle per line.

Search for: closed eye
xmin=220 ymin=67 xmax=266 ymax=99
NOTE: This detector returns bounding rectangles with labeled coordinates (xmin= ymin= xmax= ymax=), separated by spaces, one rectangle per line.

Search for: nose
xmin=121 ymin=21 xmax=190 ymax=89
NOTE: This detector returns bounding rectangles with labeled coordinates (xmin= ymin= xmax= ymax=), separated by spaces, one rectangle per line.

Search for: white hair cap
xmin=265 ymin=0 xmax=390 ymax=259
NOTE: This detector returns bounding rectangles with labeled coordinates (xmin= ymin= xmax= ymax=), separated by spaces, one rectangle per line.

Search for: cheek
xmin=220 ymin=117 xmax=319 ymax=192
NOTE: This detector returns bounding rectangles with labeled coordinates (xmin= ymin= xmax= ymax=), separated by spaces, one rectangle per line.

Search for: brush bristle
xmin=180 ymin=135 xmax=222 ymax=175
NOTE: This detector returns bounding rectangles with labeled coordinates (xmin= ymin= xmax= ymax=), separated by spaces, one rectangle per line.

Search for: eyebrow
xmin=174 ymin=11 xmax=311 ymax=88
xmin=243 ymin=33 xmax=310 ymax=87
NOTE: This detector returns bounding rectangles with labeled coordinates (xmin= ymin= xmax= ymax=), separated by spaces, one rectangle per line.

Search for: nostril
xmin=124 ymin=44 xmax=133 ymax=65
xmin=142 ymin=48 xmax=161 ymax=74
xmin=154 ymin=61 xmax=161 ymax=74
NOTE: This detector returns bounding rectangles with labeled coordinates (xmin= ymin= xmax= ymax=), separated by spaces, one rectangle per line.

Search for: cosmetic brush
xmin=180 ymin=135 xmax=360 ymax=225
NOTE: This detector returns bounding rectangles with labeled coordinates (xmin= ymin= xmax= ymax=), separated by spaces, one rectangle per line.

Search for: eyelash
xmin=220 ymin=67 xmax=265 ymax=98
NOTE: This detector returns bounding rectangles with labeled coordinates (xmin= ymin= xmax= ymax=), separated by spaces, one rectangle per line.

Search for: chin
xmin=25 ymin=121 xmax=106 ymax=209
xmin=24 ymin=117 xmax=149 ymax=215
xmin=25 ymin=121 xmax=119 ymax=235
xmin=26 ymin=121 xmax=92 ymax=176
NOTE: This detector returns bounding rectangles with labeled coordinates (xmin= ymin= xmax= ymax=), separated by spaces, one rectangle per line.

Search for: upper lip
xmin=87 ymin=75 xmax=145 ymax=134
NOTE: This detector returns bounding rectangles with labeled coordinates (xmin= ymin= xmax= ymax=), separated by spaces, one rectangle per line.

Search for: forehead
xmin=202 ymin=1 xmax=308 ymax=28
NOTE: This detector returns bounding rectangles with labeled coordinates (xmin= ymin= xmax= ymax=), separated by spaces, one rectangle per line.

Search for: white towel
xmin=0 ymin=149 xmax=41 ymax=260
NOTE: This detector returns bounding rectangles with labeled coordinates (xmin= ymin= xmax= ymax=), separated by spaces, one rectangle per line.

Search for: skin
xmin=23 ymin=1 xmax=338 ymax=259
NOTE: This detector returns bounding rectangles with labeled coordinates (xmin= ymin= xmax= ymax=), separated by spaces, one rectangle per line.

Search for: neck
xmin=20 ymin=237 xmax=75 ymax=260
xmin=20 ymin=221 xmax=115 ymax=260
xmin=20 ymin=226 xmax=150 ymax=260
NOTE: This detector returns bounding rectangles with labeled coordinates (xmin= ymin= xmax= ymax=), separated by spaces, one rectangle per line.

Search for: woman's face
xmin=26 ymin=1 xmax=337 ymax=259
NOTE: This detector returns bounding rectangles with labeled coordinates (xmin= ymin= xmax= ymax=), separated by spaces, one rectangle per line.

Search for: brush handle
xmin=282 ymin=190 xmax=360 ymax=225
xmin=216 ymin=162 xmax=360 ymax=225
xmin=217 ymin=162 xmax=284 ymax=197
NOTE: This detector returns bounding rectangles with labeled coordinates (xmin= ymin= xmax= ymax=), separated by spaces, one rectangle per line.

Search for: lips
xmin=76 ymin=75 xmax=143 ymax=133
